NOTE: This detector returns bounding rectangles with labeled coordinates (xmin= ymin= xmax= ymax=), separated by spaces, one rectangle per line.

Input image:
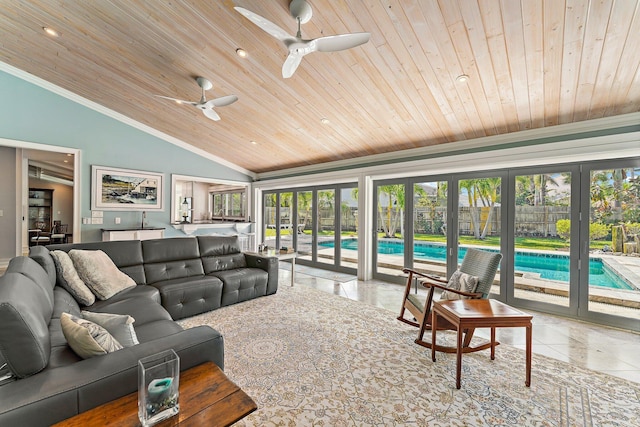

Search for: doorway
xmin=0 ymin=138 xmax=79 ymax=256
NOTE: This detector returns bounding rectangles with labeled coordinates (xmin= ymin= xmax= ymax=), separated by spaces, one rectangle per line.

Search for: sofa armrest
xmin=244 ymin=253 xmax=279 ymax=295
xmin=0 ymin=326 xmax=223 ymax=427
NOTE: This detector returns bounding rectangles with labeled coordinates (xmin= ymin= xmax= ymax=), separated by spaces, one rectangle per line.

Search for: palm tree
xmin=459 ymin=178 xmax=501 ymax=239
xmin=378 ymin=185 xmax=404 ymax=238
xmin=297 ymin=191 xmax=312 ymax=229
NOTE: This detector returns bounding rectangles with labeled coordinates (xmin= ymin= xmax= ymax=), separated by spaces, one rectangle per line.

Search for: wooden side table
xmin=431 ymin=299 xmax=533 ymax=389
xmin=53 ymin=362 xmax=257 ymax=427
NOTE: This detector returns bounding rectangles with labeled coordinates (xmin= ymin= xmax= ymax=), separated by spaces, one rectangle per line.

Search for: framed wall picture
xmin=91 ymin=165 xmax=164 ymax=211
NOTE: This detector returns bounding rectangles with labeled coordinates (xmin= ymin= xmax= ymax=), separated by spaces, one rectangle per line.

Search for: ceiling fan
xmin=155 ymin=76 xmax=238 ymax=121
xmin=235 ymin=0 xmax=370 ymax=78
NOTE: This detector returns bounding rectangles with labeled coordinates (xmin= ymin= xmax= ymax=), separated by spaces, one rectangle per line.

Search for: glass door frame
xmin=261 ymin=184 xmax=358 ymax=275
xmin=505 ymin=164 xmax=581 ymax=317
xmin=579 ymin=157 xmax=640 ymax=331
xmin=372 ymin=178 xmax=412 ymax=283
xmin=452 ymin=170 xmax=509 ymax=298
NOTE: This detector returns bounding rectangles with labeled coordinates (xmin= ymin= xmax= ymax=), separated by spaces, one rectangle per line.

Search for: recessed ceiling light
xmin=236 ymin=48 xmax=248 ymax=58
xmin=320 ymin=118 xmax=330 ymax=124
xmin=456 ymin=74 xmax=469 ymax=83
xmin=63 ymin=160 xmax=69 ymax=163
xmin=43 ymin=27 xmax=59 ymax=37
xmin=250 ymin=140 xmax=258 ymax=145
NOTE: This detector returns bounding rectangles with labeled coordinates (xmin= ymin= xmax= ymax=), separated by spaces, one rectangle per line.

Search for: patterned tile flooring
xmin=280 ymin=264 xmax=640 ymax=385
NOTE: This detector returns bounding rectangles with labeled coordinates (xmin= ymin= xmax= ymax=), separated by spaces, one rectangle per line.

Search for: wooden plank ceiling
xmin=1 ymin=0 xmax=639 ymax=175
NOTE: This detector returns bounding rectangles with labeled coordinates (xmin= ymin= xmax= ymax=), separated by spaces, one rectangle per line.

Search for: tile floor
xmin=281 ymin=265 xmax=640 ymax=385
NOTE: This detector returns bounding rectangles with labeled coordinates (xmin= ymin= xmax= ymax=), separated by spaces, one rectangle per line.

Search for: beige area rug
xmin=178 ymin=283 xmax=640 ymax=426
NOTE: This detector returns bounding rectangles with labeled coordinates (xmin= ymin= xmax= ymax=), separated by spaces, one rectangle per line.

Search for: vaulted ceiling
xmin=1 ymin=1 xmax=639 ymax=175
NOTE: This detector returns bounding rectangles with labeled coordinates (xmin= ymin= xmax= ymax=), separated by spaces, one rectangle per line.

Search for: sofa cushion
xmin=142 ymin=237 xmax=201 ymax=263
xmin=202 ymin=253 xmax=248 ymax=273
xmin=69 ymin=250 xmax=136 ymax=300
xmin=60 ymin=313 xmax=123 ymax=359
xmin=150 ymin=276 xmax=224 ymax=320
xmin=197 ymin=235 xmax=242 ymax=257
xmin=81 ymin=311 xmax=139 ymax=347
xmin=85 ymin=297 xmax=173 ymax=326
xmin=87 ymin=285 xmax=161 ymax=312
xmin=210 ymin=268 xmax=268 ymax=306
xmin=6 ymin=256 xmax=55 ymax=309
xmin=142 ymin=238 xmax=205 ymax=284
xmin=0 ymin=273 xmax=52 ymax=378
xmin=50 ymin=250 xmax=96 ymax=306
xmin=28 ymin=246 xmax=57 ymax=288
xmin=134 ymin=319 xmax=184 ymax=343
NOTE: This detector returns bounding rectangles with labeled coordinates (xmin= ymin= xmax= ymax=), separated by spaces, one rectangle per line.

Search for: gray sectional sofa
xmin=0 ymin=235 xmax=278 ymax=426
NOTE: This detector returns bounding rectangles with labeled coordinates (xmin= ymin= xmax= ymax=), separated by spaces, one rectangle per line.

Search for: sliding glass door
xmin=297 ymin=190 xmax=313 ymax=261
xmin=584 ymin=163 xmax=640 ymax=324
xmin=339 ymin=186 xmax=358 ymax=269
xmin=457 ymin=174 xmax=503 ymax=295
xmin=510 ymin=168 xmax=577 ymax=313
xmin=411 ymin=179 xmax=448 ymax=277
xmin=262 ymin=185 xmax=357 ymax=274
xmin=316 ymin=189 xmax=336 ymax=266
xmin=261 ymin=157 xmax=640 ymax=331
xmin=373 ymin=180 xmax=407 ymax=278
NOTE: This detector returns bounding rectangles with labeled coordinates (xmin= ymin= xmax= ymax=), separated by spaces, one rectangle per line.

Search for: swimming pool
xmin=321 ymin=239 xmax=634 ymax=290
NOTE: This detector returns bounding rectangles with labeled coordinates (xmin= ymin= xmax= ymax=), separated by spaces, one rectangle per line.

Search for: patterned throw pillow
xmin=50 ymin=250 xmax=96 ymax=306
xmin=68 ymin=250 xmax=136 ymax=300
xmin=440 ymin=270 xmax=479 ymax=300
xmin=81 ymin=311 xmax=139 ymax=347
xmin=60 ymin=312 xmax=123 ymax=359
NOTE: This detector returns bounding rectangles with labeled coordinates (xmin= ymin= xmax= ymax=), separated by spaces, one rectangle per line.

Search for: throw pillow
xmin=440 ymin=270 xmax=479 ymax=300
xmin=81 ymin=311 xmax=139 ymax=347
xmin=60 ymin=312 xmax=123 ymax=359
xmin=50 ymin=250 xmax=96 ymax=306
xmin=68 ymin=250 xmax=136 ymax=300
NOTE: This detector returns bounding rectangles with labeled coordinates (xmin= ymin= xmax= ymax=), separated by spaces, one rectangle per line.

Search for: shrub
xmin=589 ymin=222 xmax=610 ymax=240
xmin=556 ymin=219 xmax=571 ymax=241
xmin=556 ymin=220 xmax=610 ymax=241
xmin=625 ymin=222 xmax=640 ymax=235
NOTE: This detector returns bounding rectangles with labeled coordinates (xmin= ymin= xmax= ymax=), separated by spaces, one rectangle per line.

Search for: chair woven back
xmin=459 ymin=248 xmax=502 ymax=298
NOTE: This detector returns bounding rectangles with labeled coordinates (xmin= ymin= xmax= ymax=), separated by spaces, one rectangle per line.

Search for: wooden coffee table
xmin=431 ymin=299 xmax=533 ymax=389
xmin=53 ymin=362 xmax=257 ymax=427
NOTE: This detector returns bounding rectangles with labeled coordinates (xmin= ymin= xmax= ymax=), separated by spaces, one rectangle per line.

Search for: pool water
xmin=322 ymin=239 xmax=634 ymax=290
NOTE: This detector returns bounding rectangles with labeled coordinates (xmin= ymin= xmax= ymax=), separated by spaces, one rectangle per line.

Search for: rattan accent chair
xmin=398 ymin=248 xmax=502 ymax=353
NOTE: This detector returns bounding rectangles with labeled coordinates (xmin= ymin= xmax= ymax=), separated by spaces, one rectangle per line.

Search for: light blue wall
xmin=0 ymin=69 xmax=251 ymax=242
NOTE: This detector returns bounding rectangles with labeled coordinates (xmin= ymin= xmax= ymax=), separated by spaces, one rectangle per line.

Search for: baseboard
xmin=0 ymin=258 xmax=11 ymax=270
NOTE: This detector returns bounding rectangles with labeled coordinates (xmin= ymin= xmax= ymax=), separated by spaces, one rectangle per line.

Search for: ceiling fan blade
xmin=282 ymin=52 xmax=303 ymax=78
xmin=234 ymin=7 xmax=296 ymax=44
xmin=155 ymin=95 xmax=197 ymax=106
xmin=314 ymin=32 xmax=371 ymax=52
xmin=205 ymin=95 xmax=238 ymax=108
xmin=202 ymin=108 xmax=221 ymax=121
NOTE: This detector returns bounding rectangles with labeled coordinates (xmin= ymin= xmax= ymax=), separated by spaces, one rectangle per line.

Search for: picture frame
xmin=91 ymin=165 xmax=164 ymax=211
